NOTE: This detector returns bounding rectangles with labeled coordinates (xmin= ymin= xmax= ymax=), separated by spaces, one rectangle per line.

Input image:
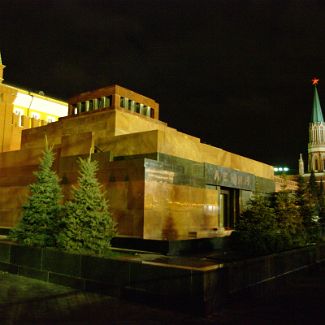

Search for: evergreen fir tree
xmin=296 ymin=175 xmax=307 ymax=208
xmin=318 ymin=178 xmax=325 ymax=225
xmin=9 ymin=142 xmax=62 ymax=247
xmin=273 ymin=188 xmax=304 ymax=247
xmin=309 ymin=170 xmax=319 ymax=207
xmin=231 ymin=195 xmax=281 ymax=255
xmin=296 ymin=174 xmax=320 ymax=242
xmin=57 ymin=156 xmax=116 ymax=255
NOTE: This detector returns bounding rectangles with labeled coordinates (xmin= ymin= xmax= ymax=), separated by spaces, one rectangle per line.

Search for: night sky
xmin=1 ymin=0 xmax=325 ymax=172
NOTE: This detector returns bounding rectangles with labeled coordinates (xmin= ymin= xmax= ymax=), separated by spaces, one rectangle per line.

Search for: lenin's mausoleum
xmin=0 ymin=54 xmax=275 ymax=240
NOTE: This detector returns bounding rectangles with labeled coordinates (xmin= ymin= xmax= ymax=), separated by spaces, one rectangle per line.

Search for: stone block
xmin=61 ymin=132 xmax=94 ymax=157
xmin=227 ymin=262 xmax=246 ymax=293
xmin=0 ymin=242 xmax=10 ymax=263
xmin=81 ymin=256 xmax=130 ymax=286
xmin=85 ymin=279 xmax=121 ymax=296
xmin=11 ymin=245 xmax=42 ymax=269
xmin=273 ymin=250 xmax=298 ymax=276
xmin=202 ymin=268 xmax=228 ymax=303
xmin=18 ymin=266 xmax=48 ymax=281
xmin=49 ymin=272 xmax=85 ymax=290
xmin=0 ymin=261 xmax=18 ymax=274
xmin=245 ymin=257 xmax=268 ymax=285
xmin=43 ymin=248 xmax=81 ymax=277
xmin=190 ymin=270 xmax=205 ymax=298
xmin=129 ymin=262 xmax=192 ymax=297
xmin=255 ymin=176 xmax=275 ymax=193
xmin=192 ymin=163 xmax=204 ymax=178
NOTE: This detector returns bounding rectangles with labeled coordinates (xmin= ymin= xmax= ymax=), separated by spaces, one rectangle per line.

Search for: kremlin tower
xmin=299 ymin=78 xmax=325 ymax=177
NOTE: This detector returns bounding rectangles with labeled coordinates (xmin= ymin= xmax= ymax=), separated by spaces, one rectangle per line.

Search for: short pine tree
xmin=57 ymin=157 xmax=116 ymax=255
xmin=9 ymin=143 xmax=62 ymax=247
xmin=231 ymin=195 xmax=281 ymax=256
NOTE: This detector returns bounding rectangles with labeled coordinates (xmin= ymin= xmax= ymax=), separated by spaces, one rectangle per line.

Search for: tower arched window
xmin=315 ymin=158 xmax=319 ymax=171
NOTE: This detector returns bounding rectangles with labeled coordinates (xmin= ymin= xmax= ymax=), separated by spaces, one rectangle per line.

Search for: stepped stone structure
xmin=0 ymin=53 xmax=276 ymax=240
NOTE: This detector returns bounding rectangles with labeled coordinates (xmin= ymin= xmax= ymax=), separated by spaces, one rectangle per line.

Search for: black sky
xmin=1 ymin=0 xmax=325 ymax=172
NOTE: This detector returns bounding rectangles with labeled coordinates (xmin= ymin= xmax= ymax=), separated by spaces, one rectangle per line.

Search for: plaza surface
xmin=0 ymin=264 xmax=324 ymax=324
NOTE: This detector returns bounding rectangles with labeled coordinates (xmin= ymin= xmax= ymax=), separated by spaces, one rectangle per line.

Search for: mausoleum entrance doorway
xmin=219 ymin=187 xmax=239 ymax=229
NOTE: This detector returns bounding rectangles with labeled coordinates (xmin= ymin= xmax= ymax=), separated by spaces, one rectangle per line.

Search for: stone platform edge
xmin=0 ymin=241 xmax=324 ymax=315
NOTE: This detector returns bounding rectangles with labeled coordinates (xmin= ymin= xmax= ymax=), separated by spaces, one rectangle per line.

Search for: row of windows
xmin=310 ymin=126 xmax=325 ymax=144
xmin=73 ymin=96 xmax=112 ymax=114
xmin=313 ymin=158 xmax=325 ymax=171
xmin=13 ymin=109 xmax=54 ymax=127
xmin=120 ymin=96 xmax=153 ymax=117
xmin=72 ymin=95 xmax=154 ymax=118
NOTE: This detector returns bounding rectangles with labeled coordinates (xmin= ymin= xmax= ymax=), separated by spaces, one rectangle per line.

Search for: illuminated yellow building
xmin=0 ymin=52 xmax=68 ymax=152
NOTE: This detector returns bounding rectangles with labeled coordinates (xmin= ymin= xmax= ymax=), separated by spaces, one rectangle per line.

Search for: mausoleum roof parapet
xmin=68 ymin=84 xmax=159 ymax=120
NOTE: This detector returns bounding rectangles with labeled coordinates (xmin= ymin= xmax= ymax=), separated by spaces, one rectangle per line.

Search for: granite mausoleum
xmin=0 ymin=55 xmax=275 ymax=240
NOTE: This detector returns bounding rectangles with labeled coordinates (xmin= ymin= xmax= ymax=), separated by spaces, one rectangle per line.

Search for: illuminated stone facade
xmin=0 ymin=83 xmax=275 ymax=239
xmin=0 ymin=53 xmax=68 ymax=152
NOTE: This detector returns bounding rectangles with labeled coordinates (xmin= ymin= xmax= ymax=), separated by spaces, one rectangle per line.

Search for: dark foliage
xmin=231 ymin=195 xmax=283 ymax=256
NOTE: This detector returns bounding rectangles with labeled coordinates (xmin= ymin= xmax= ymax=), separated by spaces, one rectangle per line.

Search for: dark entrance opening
xmin=220 ymin=187 xmax=239 ymax=229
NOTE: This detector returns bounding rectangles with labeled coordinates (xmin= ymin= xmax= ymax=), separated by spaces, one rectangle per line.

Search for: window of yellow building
xmin=47 ymin=116 xmax=55 ymax=123
xmin=14 ymin=108 xmax=24 ymax=127
xmin=31 ymin=112 xmax=40 ymax=120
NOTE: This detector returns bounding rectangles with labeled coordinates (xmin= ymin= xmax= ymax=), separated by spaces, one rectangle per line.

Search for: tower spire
xmin=308 ymin=78 xmax=325 ymax=172
xmin=311 ymin=78 xmax=324 ymax=122
xmin=299 ymin=153 xmax=304 ymax=175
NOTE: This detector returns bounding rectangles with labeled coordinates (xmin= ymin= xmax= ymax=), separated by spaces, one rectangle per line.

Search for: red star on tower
xmin=312 ymin=77 xmax=319 ymax=86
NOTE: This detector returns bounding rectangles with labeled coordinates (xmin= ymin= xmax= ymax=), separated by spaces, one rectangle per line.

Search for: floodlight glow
xmin=274 ymin=166 xmax=290 ymax=173
xmin=14 ymin=92 xmax=68 ymax=117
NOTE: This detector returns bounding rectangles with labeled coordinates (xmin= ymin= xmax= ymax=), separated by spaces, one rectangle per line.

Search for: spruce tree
xmin=231 ymin=195 xmax=281 ymax=255
xmin=296 ymin=175 xmax=307 ymax=208
xmin=296 ymin=174 xmax=320 ymax=242
xmin=318 ymin=178 xmax=325 ymax=225
xmin=308 ymin=170 xmax=319 ymax=208
xmin=9 ymin=142 xmax=62 ymax=247
xmin=57 ymin=156 xmax=116 ymax=255
xmin=273 ymin=189 xmax=304 ymax=247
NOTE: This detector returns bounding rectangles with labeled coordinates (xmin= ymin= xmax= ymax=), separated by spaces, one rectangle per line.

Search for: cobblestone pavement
xmin=0 ymin=266 xmax=325 ymax=324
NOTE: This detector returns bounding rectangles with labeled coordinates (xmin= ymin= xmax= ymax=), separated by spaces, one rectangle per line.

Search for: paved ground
xmin=0 ymin=265 xmax=324 ymax=324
